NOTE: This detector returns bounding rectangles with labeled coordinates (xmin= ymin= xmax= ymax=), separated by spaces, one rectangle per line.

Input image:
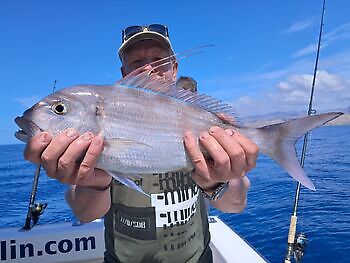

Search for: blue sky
xmin=1 ymin=0 xmax=350 ymax=145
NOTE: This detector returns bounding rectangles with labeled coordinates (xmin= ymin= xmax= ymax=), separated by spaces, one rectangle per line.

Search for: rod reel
xmin=31 ymin=202 xmax=48 ymax=225
xmin=294 ymin=233 xmax=308 ymax=262
xmin=22 ymin=164 xmax=47 ymax=230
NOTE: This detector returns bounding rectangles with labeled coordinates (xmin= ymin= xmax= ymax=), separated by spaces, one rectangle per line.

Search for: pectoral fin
xmin=106 ymin=170 xmax=149 ymax=197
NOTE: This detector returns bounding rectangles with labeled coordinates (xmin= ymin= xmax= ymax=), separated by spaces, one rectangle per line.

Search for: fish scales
xmin=95 ymin=84 xmax=223 ymax=173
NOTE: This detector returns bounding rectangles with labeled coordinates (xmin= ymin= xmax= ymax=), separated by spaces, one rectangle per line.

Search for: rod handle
xmin=288 ymin=215 xmax=297 ymax=244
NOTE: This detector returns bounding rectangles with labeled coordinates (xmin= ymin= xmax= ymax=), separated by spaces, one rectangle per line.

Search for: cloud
xmin=239 ymin=96 xmax=254 ymax=104
xmin=292 ymin=43 xmax=319 ymax=58
xmin=276 ymin=70 xmax=348 ymax=100
xmin=13 ymin=95 xmax=42 ymax=108
xmin=323 ymin=23 xmax=350 ymax=43
xmin=234 ymin=70 xmax=350 ymax=117
xmin=201 ymin=46 xmax=350 ymax=118
xmin=316 ymin=70 xmax=348 ymax=92
xmin=321 ymin=50 xmax=350 ymax=77
xmin=292 ymin=23 xmax=350 ymax=58
xmin=284 ymin=17 xmax=315 ymax=34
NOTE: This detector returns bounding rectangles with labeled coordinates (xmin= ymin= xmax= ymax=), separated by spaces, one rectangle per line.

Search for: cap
xmin=118 ymin=27 xmax=174 ymax=61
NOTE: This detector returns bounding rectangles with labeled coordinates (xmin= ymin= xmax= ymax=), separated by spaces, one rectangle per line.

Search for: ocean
xmin=0 ymin=125 xmax=349 ymax=262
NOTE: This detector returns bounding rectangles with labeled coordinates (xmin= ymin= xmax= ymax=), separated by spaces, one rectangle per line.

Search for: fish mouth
xmin=15 ymin=116 xmax=42 ymax=143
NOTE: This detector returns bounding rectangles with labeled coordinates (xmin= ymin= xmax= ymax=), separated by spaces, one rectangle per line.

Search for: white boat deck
xmin=208 ymin=217 xmax=266 ymax=263
xmin=0 ymin=216 xmax=267 ymax=262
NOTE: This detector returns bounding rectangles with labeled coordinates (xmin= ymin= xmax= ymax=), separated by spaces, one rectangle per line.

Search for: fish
xmin=15 ymin=65 xmax=343 ymax=193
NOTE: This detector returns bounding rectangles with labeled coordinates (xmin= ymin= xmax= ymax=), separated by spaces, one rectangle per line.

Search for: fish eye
xmin=51 ymin=101 xmax=67 ymax=115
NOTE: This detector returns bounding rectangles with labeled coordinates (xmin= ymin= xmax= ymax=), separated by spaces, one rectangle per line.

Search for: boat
xmin=0 ymin=216 xmax=267 ymax=262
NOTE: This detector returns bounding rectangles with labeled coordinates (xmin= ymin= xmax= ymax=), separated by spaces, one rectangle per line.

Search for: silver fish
xmin=15 ymin=68 xmax=343 ymax=193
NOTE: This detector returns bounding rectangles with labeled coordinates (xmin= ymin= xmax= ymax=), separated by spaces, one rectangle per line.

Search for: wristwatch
xmin=199 ymin=182 xmax=229 ymax=201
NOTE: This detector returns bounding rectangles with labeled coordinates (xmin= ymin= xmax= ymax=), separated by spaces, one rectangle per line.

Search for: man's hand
xmin=24 ymin=129 xmax=111 ymax=190
xmin=184 ymin=126 xmax=258 ymax=190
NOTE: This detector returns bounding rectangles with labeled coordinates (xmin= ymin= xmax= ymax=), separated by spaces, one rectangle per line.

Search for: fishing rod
xmin=22 ymin=80 xmax=57 ymax=230
xmin=284 ymin=0 xmax=326 ymax=262
xmin=22 ymin=164 xmax=46 ymax=230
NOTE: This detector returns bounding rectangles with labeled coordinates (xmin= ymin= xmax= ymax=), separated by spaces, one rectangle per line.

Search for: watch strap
xmin=199 ymin=182 xmax=229 ymax=201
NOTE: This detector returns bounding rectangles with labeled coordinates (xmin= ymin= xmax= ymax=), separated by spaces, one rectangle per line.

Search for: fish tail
xmin=252 ymin=112 xmax=343 ymax=190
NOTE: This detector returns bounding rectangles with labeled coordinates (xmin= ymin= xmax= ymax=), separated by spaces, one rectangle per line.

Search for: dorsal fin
xmin=116 ymin=61 xmax=237 ymax=119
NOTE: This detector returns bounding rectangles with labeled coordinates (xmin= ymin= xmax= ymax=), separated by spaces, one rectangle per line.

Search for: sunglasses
xmin=121 ymin=24 xmax=169 ymax=43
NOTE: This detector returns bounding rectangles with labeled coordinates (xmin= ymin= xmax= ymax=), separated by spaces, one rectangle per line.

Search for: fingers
xmin=199 ymin=130 xmax=232 ymax=178
xmin=76 ymin=135 xmax=109 ymax=187
xmin=230 ymin=130 xmax=259 ymax=171
xmin=56 ymin=132 xmax=95 ymax=183
xmin=209 ymin=126 xmax=259 ymax=173
xmin=186 ymin=125 xmax=259 ymax=190
xmin=183 ymin=132 xmax=210 ymax=180
xmin=40 ymin=129 xmax=80 ymax=178
xmin=23 ymin=129 xmax=110 ymax=189
xmin=208 ymin=126 xmax=247 ymax=177
xmin=24 ymin=132 xmax=52 ymax=163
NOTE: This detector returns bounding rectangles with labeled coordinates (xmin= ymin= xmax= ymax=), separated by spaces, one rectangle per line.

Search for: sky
xmin=1 ymin=0 xmax=350 ymax=145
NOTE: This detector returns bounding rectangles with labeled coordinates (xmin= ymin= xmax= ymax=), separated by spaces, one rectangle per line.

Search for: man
xmin=24 ymin=24 xmax=258 ymax=262
xmin=176 ymin=76 xmax=198 ymax=92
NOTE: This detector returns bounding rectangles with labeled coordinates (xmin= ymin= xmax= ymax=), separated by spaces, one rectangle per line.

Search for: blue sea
xmin=0 ymin=125 xmax=349 ymax=262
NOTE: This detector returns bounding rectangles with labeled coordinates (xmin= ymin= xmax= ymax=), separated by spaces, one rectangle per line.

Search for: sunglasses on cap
xmin=121 ymin=24 xmax=169 ymax=43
